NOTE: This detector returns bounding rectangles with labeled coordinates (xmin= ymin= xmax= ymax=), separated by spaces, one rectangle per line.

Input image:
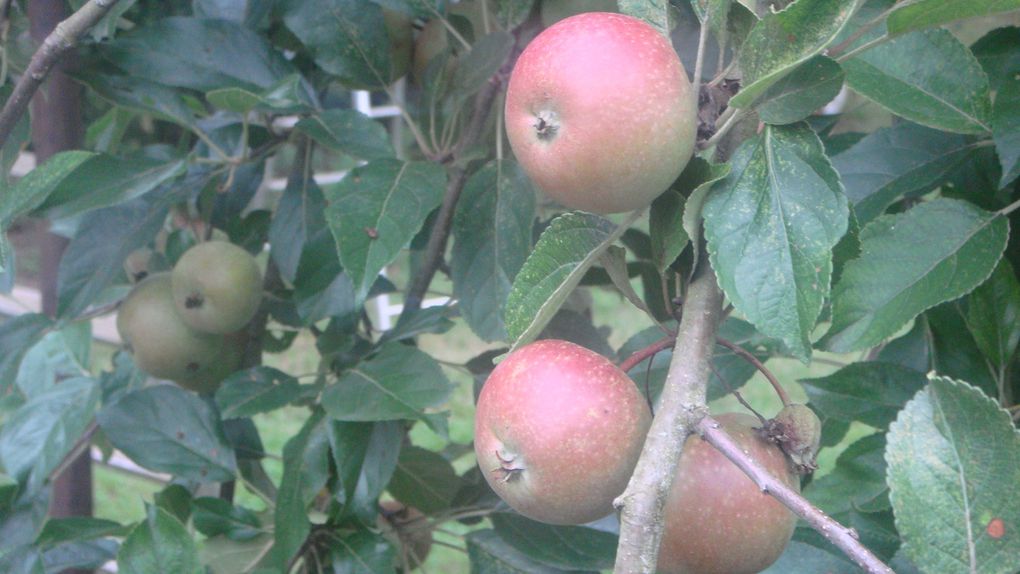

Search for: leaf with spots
xmin=729 ymin=0 xmax=862 ymax=109
xmin=886 ymin=376 xmax=1020 ymax=574
xmin=325 ymin=159 xmax=446 ymax=303
xmin=703 ymin=122 xmax=849 ymax=361
xmin=97 ymin=385 xmax=237 ymax=482
xmin=505 ymin=211 xmax=637 ymax=349
xmin=822 ymin=199 xmax=1007 ymax=353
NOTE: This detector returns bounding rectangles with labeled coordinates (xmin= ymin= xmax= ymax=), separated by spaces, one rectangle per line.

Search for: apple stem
xmin=715 ymin=337 xmax=791 ymax=407
xmin=698 ymin=416 xmax=894 ymax=574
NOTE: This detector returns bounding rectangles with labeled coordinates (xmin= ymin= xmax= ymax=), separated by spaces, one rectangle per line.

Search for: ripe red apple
xmin=474 ymin=339 xmax=652 ymax=525
xmin=657 ymin=413 xmax=799 ymax=574
xmin=505 ymin=12 xmax=697 ymax=214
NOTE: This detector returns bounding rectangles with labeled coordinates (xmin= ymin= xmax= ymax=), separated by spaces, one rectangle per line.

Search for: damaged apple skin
xmin=473 ymin=339 xmax=652 ymax=525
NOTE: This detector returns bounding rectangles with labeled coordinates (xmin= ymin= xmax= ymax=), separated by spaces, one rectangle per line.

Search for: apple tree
xmin=0 ymin=0 xmax=1019 ymax=573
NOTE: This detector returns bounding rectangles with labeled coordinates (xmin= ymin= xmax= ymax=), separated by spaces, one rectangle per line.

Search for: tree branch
xmin=0 ymin=0 xmax=120 ymax=147
xmin=697 ymin=416 xmax=894 ymax=574
xmin=403 ymin=17 xmax=539 ymax=315
xmin=613 ymin=264 xmax=724 ymax=573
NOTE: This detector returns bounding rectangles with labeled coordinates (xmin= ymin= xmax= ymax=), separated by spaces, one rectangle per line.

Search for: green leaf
xmin=649 ymin=188 xmax=688 ymax=274
xmin=294 ymin=110 xmax=394 ymax=161
xmin=804 ymin=433 xmax=888 ymax=516
xmin=971 ymin=26 xmax=1020 ymax=93
xmin=37 ymin=154 xmax=186 ymax=220
xmin=0 ymin=84 xmax=29 ymax=191
xmin=823 ymin=199 xmax=1008 ymax=353
xmin=388 ymin=445 xmax=460 ymax=514
xmin=451 ymin=31 xmax=515 ymax=101
xmin=928 ymin=302 xmax=999 ymax=398
xmin=831 ymin=122 xmax=986 ymax=224
xmin=754 ymin=56 xmax=846 ymax=125
xmin=378 ymin=306 xmax=455 ymax=345
xmin=466 ymin=530 xmax=570 ymax=574
xmin=97 ymin=385 xmax=238 ymax=482
xmin=280 ymin=0 xmax=398 ymax=89
xmin=273 ymin=410 xmax=328 ymax=569
xmin=36 ymin=517 xmax=127 ymax=549
xmin=729 ymin=0 xmax=861 ymax=109
xmin=993 ymin=72 xmax=1020 ymax=187
xmin=0 ymin=151 xmax=95 ymax=225
xmin=618 ymin=0 xmax=670 ymax=37
xmin=599 ymin=246 xmax=653 ymax=316
xmin=191 ymin=498 xmax=262 ymax=541
xmin=843 ymin=29 xmax=992 ymax=134
xmin=75 ymin=73 xmax=198 ymax=129
xmin=504 ymin=212 xmax=632 ymax=349
xmin=703 ymin=123 xmax=848 ymax=360
xmin=886 ymin=0 xmax=1020 ymax=36
xmin=327 ymin=528 xmax=396 ymax=572
xmin=0 ymin=314 xmax=53 ymax=391
xmin=200 ymin=533 xmax=273 ymax=573
xmin=269 ymin=169 xmax=326 ymax=284
xmin=56 ymin=196 xmax=169 ymax=319
xmin=762 ymin=540 xmax=857 ymax=573
xmin=680 ymin=159 xmax=730 ymax=273
xmin=118 ymin=506 xmax=201 ymax=574
xmin=886 ymin=376 xmax=1020 ymax=574
xmin=328 ymin=420 xmax=402 ymax=522
xmin=490 ymin=514 xmax=617 ymax=570
xmin=0 ymin=378 xmax=99 ymax=489
xmin=325 ymin=160 xmax=446 ymax=302
xmin=800 ymin=362 xmax=926 ymax=428
xmin=967 ymin=259 xmax=1020 ymax=372
xmin=214 ymin=367 xmax=303 ymax=419
xmin=321 ymin=343 xmax=452 ymax=425
xmin=207 ymin=75 xmax=312 ymax=114
xmin=452 ymin=160 xmax=536 ymax=342
xmin=14 ymin=323 xmax=92 ymax=398
xmin=101 ymin=17 xmax=299 ymax=92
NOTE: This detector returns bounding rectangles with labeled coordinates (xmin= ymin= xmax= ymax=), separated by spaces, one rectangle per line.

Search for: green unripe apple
xmin=171 ymin=241 xmax=262 ymax=335
xmin=117 ymin=273 xmax=240 ymax=393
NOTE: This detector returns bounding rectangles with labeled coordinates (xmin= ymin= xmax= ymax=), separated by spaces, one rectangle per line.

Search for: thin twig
xmin=0 ymin=0 xmax=121 ymax=147
xmin=698 ymin=416 xmax=894 ymax=574
xmin=715 ymin=337 xmax=790 ymax=407
xmin=618 ymin=335 xmax=675 ymax=373
xmin=691 ymin=5 xmax=711 ymax=103
xmin=402 ymin=15 xmax=539 ymax=315
xmin=613 ymin=265 xmax=725 ymax=573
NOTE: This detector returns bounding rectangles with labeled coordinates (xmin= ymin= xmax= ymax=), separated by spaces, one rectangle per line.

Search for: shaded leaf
xmin=452 ymin=160 xmax=535 ymax=342
xmin=328 ymin=420 xmax=403 ymax=523
xmin=0 ymin=314 xmax=53 ymax=391
xmin=831 ymin=122 xmax=985 ymax=224
xmin=886 ymin=0 xmax=1020 ymax=36
xmin=321 ymin=344 xmax=452 ymax=424
xmin=97 ymin=385 xmax=237 ymax=482
xmin=619 ymin=0 xmax=670 ymax=37
xmin=0 ymin=152 xmax=95 ymax=225
xmin=118 ymin=506 xmax=201 ymax=574
xmin=327 ymin=528 xmax=396 ymax=573
xmin=388 ymin=445 xmax=460 ymax=514
xmin=804 ymin=433 xmax=889 ymax=515
xmin=75 ymin=73 xmax=198 ymax=129
xmin=273 ymin=411 xmax=329 ymax=569
xmin=269 ymin=170 xmax=326 ymax=284
xmin=649 ymin=188 xmax=688 ymax=273
xmin=967 ymin=259 xmax=1020 ymax=372
xmin=215 ymin=367 xmax=303 ymax=419
xmin=294 ymin=110 xmax=394 ymax=161
xmin=843 ymin=29 xmax=992 ymax=134
xmin=466 ymin=529 xmax=570 ymax=574
xmin=451 ymin=31 xmax=515 ymax=101
xmin=36 ymin=517 xmax=127 ymax=549
xmin=680 ymin=159 xmax=730 ymax=273
xmin=993 ymin=72 xmax=1020 ymax=187
xmin=191 ymin=498 xmax=262 ymax=541
xmin=886 ymin=376 xmax=1020 ymax=574
xmin=490 ymin=514 xmax=616 ymax=571
xmin=800 ymin=362 xmax=926 ymax=429
xmin=823 ymin=199 xmax=1008 ymax=352
xmin=753 ymin=55 xmax=846 ymax=125
xmin=703 ymin=123 xmax=848 ymax=360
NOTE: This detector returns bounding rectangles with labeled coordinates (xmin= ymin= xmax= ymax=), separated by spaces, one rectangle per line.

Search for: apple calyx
xmin=533 ymin=111 xmax=560 ymax=140
xmin=492 ymin=448 xmax=525 ymax=483
xmin=761 ymin=403 xmax=822 ymax=475
xmin=184 ymin=292 xmax=204 ymax=309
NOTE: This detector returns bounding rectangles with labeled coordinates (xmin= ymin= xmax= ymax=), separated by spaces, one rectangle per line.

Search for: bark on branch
xmin=613 ymin=264 xmax=724 ymax=573
xmin=0 ymin=0 xmax=120 ymax=148
xmin=698 ymin=416 xmax=894 ymax=574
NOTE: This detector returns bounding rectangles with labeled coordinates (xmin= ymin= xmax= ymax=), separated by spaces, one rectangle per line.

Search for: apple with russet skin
xmin=504 ymin=12 xmax=697 ymax=214
xmin=474 ymin=339 xmax=652 ymax=525
xmin=657 ymin=412 xmax=800 ymax=574
xmin=171 ymin=241 xmax=263 ymax=335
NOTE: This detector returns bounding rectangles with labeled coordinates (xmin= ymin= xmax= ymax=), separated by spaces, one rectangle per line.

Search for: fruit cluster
xmin=116 ymin=241 xmax=263 ymax=394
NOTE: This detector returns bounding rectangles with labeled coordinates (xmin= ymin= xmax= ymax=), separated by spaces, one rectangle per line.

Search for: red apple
xmin=474 ymin=339 xmax=652 ymax=525
xmin=657 ymin=413 xmax=799 ymax=574
xmin=505 ymin=12 xmax=697 ymax=214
